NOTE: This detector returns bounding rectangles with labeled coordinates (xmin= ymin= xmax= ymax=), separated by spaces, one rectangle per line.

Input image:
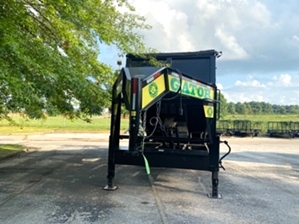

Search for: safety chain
xmin=141 ymin=110 xmax=147 ymax=152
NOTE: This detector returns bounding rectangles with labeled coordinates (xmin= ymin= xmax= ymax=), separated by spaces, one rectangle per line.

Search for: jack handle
xmin=219 ymin=140 xmax=231 ymax=170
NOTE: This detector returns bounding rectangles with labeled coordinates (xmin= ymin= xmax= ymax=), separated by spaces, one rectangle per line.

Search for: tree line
xmin=219 ymin=94 xmax=299 ymax=117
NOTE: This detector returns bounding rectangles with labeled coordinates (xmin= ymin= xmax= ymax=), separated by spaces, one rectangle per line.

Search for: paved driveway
xmin=0 ymin=134 xmax=299 ymax=224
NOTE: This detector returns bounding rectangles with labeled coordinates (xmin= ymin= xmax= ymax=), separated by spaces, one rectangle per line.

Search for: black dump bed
xmin=126 ymin=50 xmax=220 ymax=84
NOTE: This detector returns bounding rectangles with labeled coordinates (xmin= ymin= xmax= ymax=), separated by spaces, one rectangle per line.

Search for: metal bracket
xmin=207 ymin=193 xmax=222 ymax=199
xmin=103 ymin=185 xmax=118 ymax=191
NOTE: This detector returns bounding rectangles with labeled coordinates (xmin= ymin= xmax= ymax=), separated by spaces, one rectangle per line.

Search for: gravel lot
xmin=0 ymin=134 xmax=298 ymax=224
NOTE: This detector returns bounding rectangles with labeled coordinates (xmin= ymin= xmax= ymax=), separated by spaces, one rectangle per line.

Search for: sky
xmin=98 ymin=0 xmax=299 ymax=105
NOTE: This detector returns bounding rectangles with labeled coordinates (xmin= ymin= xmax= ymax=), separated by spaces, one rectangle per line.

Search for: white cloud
xmin=217 ymin=83 xmax=224 ymax=90
xmin=293 ymin=35 xmax=299 ymax=42
xmin=125 ymin=0 xmax=299 ymax=74
xmin=130 ymin=0 xmax=194 ymax=51
xmin=224 ymin=91 xmax=265 ymax=104
xmin=215 ymin=27 xmax=249 ymax=60
xmin=129 ymin=0 xmax=280 ymax=59
xmin=101 ymin=0 xmax=299 ymax=105
xmin=221 ymin=73 xmax=299 ymax=105
xmin=271 ymin=74 xmax=293 ymax=86
xmin=235 ymin=76 xmax=266 ymax=88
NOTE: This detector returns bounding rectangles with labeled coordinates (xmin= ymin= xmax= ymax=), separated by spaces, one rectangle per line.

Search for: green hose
xmin=142 ymin=152 xmax=150 ymax=175
xmin=140 ymin=113 xmax=151 ymax=175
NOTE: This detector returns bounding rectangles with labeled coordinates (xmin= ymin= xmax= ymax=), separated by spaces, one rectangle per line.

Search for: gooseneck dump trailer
xmin=105 ymin=50 xmax=230 ymax=198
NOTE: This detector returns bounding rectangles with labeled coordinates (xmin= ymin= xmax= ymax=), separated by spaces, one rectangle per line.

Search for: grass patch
xmin=0 ymin=114 xmax=298 ymax=135
xmin=0 ymin=144 xmax=25 ymax=157
xmin=225 ymin=114 xmax=299 ymax=122
xmin=0 ymin=115 xmax=129 ymax=134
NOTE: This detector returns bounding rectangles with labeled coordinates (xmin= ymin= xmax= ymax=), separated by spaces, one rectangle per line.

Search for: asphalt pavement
xmin=0 ymin=133 xmax=299 ymax=224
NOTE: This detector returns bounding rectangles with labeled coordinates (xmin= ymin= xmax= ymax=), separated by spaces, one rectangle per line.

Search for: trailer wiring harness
xmin=142 ymin=68 xmax=184 ymax=140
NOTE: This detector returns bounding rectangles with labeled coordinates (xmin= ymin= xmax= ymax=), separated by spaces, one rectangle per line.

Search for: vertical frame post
xmin=128 ymin=77 xmax=142 ymax=152
xmin=208 ymin=86 xmax=222 ymax=198
xmin=104 ymin=77 xmax=122 ymax=190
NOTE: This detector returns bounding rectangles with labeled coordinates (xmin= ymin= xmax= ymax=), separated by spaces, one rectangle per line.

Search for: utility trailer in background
xmin=104 ymin=50 xmax=231 ymax=198
xmin=217 ymin=120 xmax=234 ymax=136
xmin=267 ymin=121 xmax=294 ymax=138
xmin=290 ymin=122 xmax=299 ymax=137
xmin=233 ymin=120 xmax=260 ymax=137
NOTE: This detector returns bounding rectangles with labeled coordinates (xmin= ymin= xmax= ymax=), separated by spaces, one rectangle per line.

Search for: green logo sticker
xmin=207 ymin=107 xmax=213 ymax=117
xmin=149 ymin=82 xmax=158 ymax=98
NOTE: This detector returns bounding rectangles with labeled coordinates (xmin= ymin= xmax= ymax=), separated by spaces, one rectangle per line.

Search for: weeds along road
xmin=0 ymin=134 xmax=299 ymax=224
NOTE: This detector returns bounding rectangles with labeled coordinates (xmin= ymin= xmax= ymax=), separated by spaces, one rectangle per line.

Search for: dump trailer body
xmin=126 ymin=50 xmax=220 ymax=84
xmin=105 ymin=50 xmax=227 ymax=198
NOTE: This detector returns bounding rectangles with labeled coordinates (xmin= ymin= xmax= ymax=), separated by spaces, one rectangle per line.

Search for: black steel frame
xmin=104 ymin=68 xmax=222 ymax=198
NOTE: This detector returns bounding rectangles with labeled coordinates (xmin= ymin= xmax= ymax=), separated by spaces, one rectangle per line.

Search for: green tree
xmin=0 ymin=0 xmax=150 ymax=121
xmin=218 ymin=92 xmax=228 ymax=119
xmin=286 ymin=105 xmax=299 ymax=114
xmin=235 ymin=102 xmax=241 ymax=114
xmin=235 ymin=102 xmax=247 ymax=114
xmin=279 ymin=106 xmax=287 ymax=114
xmin=244 ymin=102 xmax=252 ymax=114
xmin=272 ymin=104 xmax=287 ymax=114
xmin=227 ymin=102 xmax=236 ymax=114
xmin=289 ymin=105 xmax=299 ymax=114
xmin=261 ymin=102 xmax=273 ymax=114
xmin=239 ymin=103 xmax=248 ymax=114
xmin=249 ymin=101 xmax=262 ymax=114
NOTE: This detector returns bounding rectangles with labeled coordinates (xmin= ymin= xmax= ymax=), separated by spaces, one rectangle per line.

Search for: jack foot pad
xmin=207 ymin=193 xmax=222 ymax=199
xmin=103 ymin=185 xmax=118 ymax=191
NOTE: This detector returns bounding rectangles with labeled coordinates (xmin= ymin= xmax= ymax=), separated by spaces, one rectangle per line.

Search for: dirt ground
xmin=0 ymin=134 xmax=298 ymax=224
